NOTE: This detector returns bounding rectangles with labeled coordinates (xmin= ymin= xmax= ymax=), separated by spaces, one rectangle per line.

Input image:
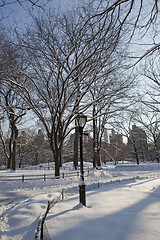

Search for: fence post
xmin=63 ymin=173 xmax=64 ymax=179
xmin=22 ymin=175 xmax=24 ymax=182
xmin=44 ymin=174 xmax=46 ymax=181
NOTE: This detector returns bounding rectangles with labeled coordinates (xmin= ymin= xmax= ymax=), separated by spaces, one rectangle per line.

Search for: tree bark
xmin=54 ymin=151 xmax=60 ymax=177
xmin=7 ymin=130 xmax=13 ymax=169
xmin=96 ymin=148 xmax=101 ymax=167
xmin=133 ymin=144 xmax=139 ymax=165
xmin=12 ymin=126 xmax=18 ymax=170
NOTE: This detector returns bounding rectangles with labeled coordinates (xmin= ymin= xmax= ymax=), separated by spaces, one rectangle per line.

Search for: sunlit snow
xmin=1 ymin=162 xmax=160 ymax=240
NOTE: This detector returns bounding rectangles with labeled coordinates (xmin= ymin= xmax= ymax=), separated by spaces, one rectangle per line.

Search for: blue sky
xmin=1 ymin=0 xmax=76 ymax=30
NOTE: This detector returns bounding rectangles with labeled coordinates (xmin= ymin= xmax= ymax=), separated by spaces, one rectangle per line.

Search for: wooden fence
xmin=0 ymin=168 xmax=91 ymax=182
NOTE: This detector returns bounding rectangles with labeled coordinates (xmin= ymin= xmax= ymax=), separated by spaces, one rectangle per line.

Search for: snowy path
xmin=46 ymin=177 xmax=160 ymax=240
xmin=0 ymin=192 xmax=60 ymax=240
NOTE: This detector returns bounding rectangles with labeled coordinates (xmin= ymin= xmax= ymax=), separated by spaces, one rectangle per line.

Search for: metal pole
xmin=79 ymin=126 xmax=86 ymax=206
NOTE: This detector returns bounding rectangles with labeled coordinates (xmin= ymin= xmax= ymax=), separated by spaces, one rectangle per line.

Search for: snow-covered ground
xmin=1 ymin=162 xmax=160 ymax=240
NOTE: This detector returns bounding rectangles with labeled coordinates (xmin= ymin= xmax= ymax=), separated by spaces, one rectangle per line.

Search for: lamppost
xmin=75 ymin=113 xmax=87 ymax=206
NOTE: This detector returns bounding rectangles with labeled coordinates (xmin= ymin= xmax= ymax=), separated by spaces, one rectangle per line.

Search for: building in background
xmin=127 ymin=125 xmax=148 ymax=162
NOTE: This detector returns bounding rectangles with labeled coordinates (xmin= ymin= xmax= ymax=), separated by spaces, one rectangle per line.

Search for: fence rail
xmin=0 ymin=168 xmax=91 ymax=182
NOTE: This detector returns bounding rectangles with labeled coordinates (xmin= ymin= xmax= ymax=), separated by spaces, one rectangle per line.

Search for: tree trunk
xmin=54 ymin=151 xmax=60 ymax=177
xmin=58 ymin=125 xmax=63 ymax=168
xmin=133 ymin=144 xmax=139 ymax=165
xmin=59 ymin=154 xmax=62 ymax=168
xmin=18 ymin=147 xmax=23 ymax=168
xmin=12 ymin=126 xmax=18 ymax=170
xmin=0 ymin=121 xmax=9 ymax=164
xmin=96 ymin=148 xmax=101 ymax=167
xmin=155 ymin=143 xmax=160 ymax=163
xmin=49 ymin=134 xmax=61 ymax=177
xmin=7 ymin=156 xmax=12 ymax=169
xmin=7 ymin=131 xmax=13 ymax=169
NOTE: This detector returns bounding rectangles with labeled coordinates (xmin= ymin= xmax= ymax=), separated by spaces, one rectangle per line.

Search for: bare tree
xmin=10 ymin=2 xmax=133 ymax=175
xmin=82 ymin=0 xmax=160 ymax=63
xmin=0 ymin=0 xmax=50 ymax=34
xmin=134 ymin=108 xmax=160 ymax=163
xmin=0 ymin=0 xmax=47 ymax=7
xmin=5 ymin=0 xmax=159 ymax=174
xmin=0 ymin=35 xmax=28 ymax=170
xmin=110 ymin=111 xmax=141 ymax=164
xmin=87 ymin=58 xmax=135 ymax=167
xmin=12 ymin=10 xmax=111 ymax=176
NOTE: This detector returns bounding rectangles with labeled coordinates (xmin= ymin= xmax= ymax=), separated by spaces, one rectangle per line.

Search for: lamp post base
xmin=79 ymin=184 xmax=86 ymax=206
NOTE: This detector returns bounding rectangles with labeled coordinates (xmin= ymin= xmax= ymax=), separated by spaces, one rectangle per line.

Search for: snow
xmin=1 ymin=162 xmax=160 ymax=239
xmin=47 ymin=179 xmax=160 ymax=240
